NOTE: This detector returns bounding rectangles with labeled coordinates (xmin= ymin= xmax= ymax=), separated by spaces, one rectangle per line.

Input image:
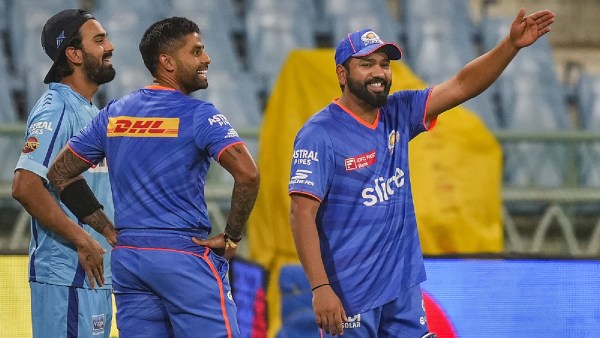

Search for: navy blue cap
xmin=334 ymin=29 xmax=402 ymax=65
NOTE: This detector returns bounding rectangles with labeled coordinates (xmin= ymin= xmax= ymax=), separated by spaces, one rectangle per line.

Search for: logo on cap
xmin=361 ymin=31 xmax=383 ymax=46
xmin=56 ymin=31 xmax=66 ymax=48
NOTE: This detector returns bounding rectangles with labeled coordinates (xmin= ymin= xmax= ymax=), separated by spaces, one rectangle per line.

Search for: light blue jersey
xmin=15 ymin=82 xmax=114 ymax=289
xmin=289 ymin=89 xmax=434 ymax=315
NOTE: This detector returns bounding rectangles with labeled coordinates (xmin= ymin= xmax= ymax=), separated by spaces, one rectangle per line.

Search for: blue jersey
xmin=15 ymin=82 xmax=114 ymax=289
xmin=289 ymin=89 xmax=434 ymax=315
xmin=68 ymin=86 xmax=244 ymax=234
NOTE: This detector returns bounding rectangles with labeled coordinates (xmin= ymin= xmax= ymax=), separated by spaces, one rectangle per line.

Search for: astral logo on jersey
xmin=107 ymin=117 xmax=179 ymax=137
xmin=290 ymin=169 xmax=314 ymax=186
xmin=28 ymin=121 xmax=53 ymax=135
xmin=22 ymin=136 xmax=39 ymax=153
xmin=344 ymin=314 xmax=361 ymax=329
xmin=293 ymin=149 xmax=319 ymax=165
xmin=208 ymin=114 xmax=231 ymax=127
xmin=345 ymin=150 xmax=376 ymax=171
xmin=361 ymin=167 xmax=405 ymax=206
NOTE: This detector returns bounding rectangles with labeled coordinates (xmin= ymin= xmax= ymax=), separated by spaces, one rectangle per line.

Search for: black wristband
xmin=59 ymin=179 xmax=103 ymax=222
xmin=311 ymin=283 xmax=330 ymax=292
xmin=223 ymin=228 xmax=242 ymax=243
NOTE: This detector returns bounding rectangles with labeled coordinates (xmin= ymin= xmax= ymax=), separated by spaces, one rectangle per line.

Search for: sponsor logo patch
xmin=225 ymin=128 xmax=239 ymax=139
xmin=107 ymin=117 xmax=179 ymax=137
xmin=290 ymin=169 xmax=315 ymax=186
xmin=28 ymin=121 xmax=53 ymax=135
xmin=361 ymin=167 xmax=405 ymax=206
xmin=293 ymin=149 xmax=319 ymax=165
xmin=344 ymin=314 xmax=362 ymax=329
xmin=92 ymin=314 xmax=105 ymax=335
xmin=22 ymin=136 xmax=39 ymax=153
xmin=345 ymin=150 xmax=376 ymax=171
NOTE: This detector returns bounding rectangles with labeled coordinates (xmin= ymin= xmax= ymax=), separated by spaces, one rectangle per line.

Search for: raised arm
xmin=193 ymin=143 xmax=260 ymax=259
xmin=48 ymin=146 xmax=117 ymax=246
xmin=426 ymin=8 xmax=555 ymax=121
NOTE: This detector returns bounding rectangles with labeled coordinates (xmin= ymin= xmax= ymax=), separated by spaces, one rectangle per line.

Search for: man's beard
xmin=82 ymin=50 xmax=116 ymax=85
xmin=176 ymin=65 xmax=207 ymax=95
xmin=347 ymin=76 xmax=391 ymax=108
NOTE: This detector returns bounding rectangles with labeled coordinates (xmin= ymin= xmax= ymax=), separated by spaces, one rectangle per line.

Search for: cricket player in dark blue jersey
xmin=12 ymin=9 xmax=118 ymax=338
xmin=289 ymin=8 xmax=555 ymax=337
xmin=46 ymin=17 xmax=259 ymax=338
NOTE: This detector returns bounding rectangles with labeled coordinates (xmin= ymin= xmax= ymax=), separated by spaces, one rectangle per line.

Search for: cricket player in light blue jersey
xmin=12 ymin=9 xmax=118 ymax=338
xmin=46 ymin=17 xmax=260 ymax=338
xmin=289 ymin=8 xmax=555 ymax=337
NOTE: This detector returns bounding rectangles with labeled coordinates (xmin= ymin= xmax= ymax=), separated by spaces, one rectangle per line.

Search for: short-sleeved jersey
xmin=15 ymin=82 xmax=114 ymax=289
xmin=68 ymin=86 xmax=244 ymax=234
xmin=289 ymin=88 xmax=434 ymax=315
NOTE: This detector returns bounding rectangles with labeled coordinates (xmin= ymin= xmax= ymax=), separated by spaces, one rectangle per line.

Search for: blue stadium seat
xmin=275 ymin=264 xmax=317 ymax=338
xmin=246 ymin=0 xmax=316 ymax=93
xmin=574 ymin=74 xmax=600 ymax=187
xmin=93 ymin=0 xmax=171 ymax=101
xmin=7 ymin=0 xmax=79 ymax=112
xmin=324 ymin=0 xmax=401 ymax=48
xmin=401 ymin=0 xmax=498 ymax=128
xmin=481 ymin=17 xmax=571 ymax=188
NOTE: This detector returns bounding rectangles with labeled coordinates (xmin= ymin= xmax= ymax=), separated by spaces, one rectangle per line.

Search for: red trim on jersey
xmin=67 ymin=144 xmax=96 ymax=168
xmin=424 ymin=86 xmax=437 ymax=130
xmin=144 ymin=85 xmax=177 ymax=91
xmin=217 ymin=142 xmax=245 ymax=163
xmin=333 ymin=99 xmax=379 ymax=130
xmin=113 ymin=246 xmax=234 ymax=338
xmin=289 ymin=191 xmax=322 ymax=203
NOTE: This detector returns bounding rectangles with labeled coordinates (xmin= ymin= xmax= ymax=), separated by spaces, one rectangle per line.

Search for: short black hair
xmin=52 ymin=31 xmax=83 ymax=82
xmin=139 ymin=17 xmax=200 ymax=76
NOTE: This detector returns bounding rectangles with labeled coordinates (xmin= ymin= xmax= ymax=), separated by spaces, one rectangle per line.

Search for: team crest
xmin=361 ymin=31 xmax=383 ymax=46
xmin=92 ymin=314 xmax=105 ymax=335
xmin=388 ymin=130 xmax=400 ymax=154
xmin=22 ymin=136 xmax=39 ymax=153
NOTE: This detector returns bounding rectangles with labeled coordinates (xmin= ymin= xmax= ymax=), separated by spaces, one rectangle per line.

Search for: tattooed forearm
xmin=225 ymin=177 xmax=259 ymax=240
xmin=48 ymin=147 xmax=92 ymax=191
xmin=223 ymin=146 xmax=243 ymax=162
xmin=82 ymin=209 xmax=115 ymax=235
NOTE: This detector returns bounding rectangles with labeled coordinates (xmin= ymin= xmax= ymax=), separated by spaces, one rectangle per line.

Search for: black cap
xmin=41 ymin=9 xmax=94 ymax=84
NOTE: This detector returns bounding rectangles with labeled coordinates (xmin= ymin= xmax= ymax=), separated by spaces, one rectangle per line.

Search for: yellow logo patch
xmin=107 ymin=117 xmax=179 ymax=137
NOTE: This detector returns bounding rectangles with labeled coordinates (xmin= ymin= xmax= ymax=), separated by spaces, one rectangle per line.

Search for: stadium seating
xmin=7 ymin=0 xmax=79 ymax=112
xmin=574 ymin=74 xmax=600 ymax=187
xmin=323 ymin=0 xmax=401 ymax=47
xmin=401 ymin=0 xmax=499 ymax=128
xmin=481 ymin=17 xmax=572 ymax=188
xmin=245 ymin=0 xmax=317 ymax=93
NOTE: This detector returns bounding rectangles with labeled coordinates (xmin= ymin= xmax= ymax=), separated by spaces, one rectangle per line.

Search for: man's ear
xmin=159 ymin=54 xmax=175 ymax=72
xmin=336 ymin=64 xmax=347 ymax=87
xmin=65 ymin=47 xmax=83 ymax=65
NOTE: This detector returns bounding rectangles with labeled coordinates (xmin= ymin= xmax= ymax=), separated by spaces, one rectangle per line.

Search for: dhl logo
xmin=107 ymin=117 xmax=179 ymax=137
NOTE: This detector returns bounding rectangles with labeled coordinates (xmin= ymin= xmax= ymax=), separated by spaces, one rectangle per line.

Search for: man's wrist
xmin=223 ymin=232 xmax=241 ymax=249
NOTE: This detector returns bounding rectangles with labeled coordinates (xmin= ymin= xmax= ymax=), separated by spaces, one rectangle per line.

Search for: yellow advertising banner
xmin=247 ymin=49 xmax=502 ymax=337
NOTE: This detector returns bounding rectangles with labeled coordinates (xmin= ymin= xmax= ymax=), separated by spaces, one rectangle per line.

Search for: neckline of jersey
xmin=332 ymin=99 xmax=380 ymax=130
xmin=144 ymin=85 xmax=177 ymax=91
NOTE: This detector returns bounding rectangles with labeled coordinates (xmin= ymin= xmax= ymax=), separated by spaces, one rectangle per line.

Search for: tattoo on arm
xmin=82 ymin=209 xmax=113 ymax=234
xmin=48 ymin=148 xmax=92 ymax=191
xmin=225 ymin=179 xmax=259 ymax=240
xmin=223 ymin=146 xmax=243 ymax=162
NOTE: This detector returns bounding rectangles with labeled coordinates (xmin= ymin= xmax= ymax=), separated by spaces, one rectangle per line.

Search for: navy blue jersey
xmin=289 ymin=88 xmax=434 ymax=314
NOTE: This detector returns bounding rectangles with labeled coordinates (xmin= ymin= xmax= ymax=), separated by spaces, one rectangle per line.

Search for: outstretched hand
xmin=510 ymin=8 xmax=555 ymax=49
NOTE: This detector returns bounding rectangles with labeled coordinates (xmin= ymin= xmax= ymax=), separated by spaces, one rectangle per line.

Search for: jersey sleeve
xmin=193 ymin=103 xmax=244 ymax=161
xmin=391 ymin=88 xmax=434 ymax=140
xmin=288 ymin=123 xmax=334 ymax=202
xmin=68 ymin=107 xmax=109 ymax=165
xmin=15 ymin=101 xmax=72 ymax=182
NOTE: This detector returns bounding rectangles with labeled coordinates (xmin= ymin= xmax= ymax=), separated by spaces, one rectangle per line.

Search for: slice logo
xmin=361 ymin=167 xmax=405 ymax=206
xmin=345 ymin=150 xmax=376 ymax=171
xmin=22 ymin=137 xmax=39 ymax=153
xmin=107 ymin=117 xmax=179 ymax=137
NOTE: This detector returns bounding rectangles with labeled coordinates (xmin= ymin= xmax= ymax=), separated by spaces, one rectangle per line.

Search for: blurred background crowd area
xmin=1 ymin=0 xmax=600 ymax=258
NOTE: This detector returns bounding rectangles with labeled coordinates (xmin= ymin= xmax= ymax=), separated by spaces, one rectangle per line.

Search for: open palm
xmin=510 ymin=8 xmax=556 ymax=49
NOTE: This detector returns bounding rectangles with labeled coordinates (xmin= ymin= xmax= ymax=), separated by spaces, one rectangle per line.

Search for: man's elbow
xmin=236 ymin=166 xmax=260 ymax=188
